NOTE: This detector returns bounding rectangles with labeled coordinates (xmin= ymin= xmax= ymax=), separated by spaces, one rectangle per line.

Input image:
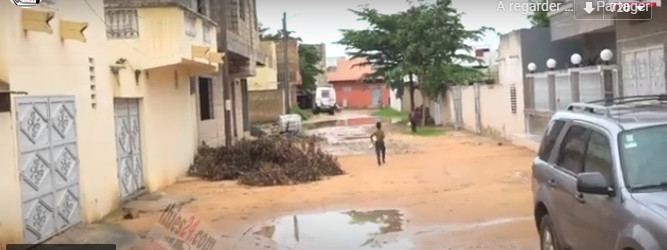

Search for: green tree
xmin=338 ymin=7 xmax=419 ymax=110
xmin=527 ymin=0 xmax=550 ymax=27
xmin=262 ymin=29 xmax=302 ymax=41
xmin=298 ymin=44 xmax=324 ymax=94
xmin=397 ymin=0 xmax=490 ymax=125
xmin=258 ymin=22 xmax=271 ymax=39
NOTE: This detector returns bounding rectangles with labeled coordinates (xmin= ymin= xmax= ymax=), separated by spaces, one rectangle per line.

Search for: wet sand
xmin=117 ymin=130 xmax=538 ymax=249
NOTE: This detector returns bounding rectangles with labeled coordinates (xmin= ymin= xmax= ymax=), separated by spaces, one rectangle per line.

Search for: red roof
xmin=327 ymin=58 xmax=373 ymax=83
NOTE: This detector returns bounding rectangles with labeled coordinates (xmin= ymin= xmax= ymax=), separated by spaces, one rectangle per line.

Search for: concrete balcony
xmin=256 ymin=50 xmax=268 ymax=66
xmin=549 ymin=1 xmax=614 ymax=41
xmin=105 ymin=4 xmax=222 ymax=74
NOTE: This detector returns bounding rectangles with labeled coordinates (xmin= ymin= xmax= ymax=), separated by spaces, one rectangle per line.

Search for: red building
xmin=327 ymin=58 xmax=390 ymax=109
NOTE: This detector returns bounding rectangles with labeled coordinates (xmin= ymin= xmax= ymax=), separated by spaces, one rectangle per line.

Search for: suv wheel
xmin=539 ymin=215 xmax=563 ymax=250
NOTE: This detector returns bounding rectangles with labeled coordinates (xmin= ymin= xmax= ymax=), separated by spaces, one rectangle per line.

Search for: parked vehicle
xmin=532 ymin=95 xmax=667 ymax=250
xmin=313 ymin=85 xmax=337 ymax=115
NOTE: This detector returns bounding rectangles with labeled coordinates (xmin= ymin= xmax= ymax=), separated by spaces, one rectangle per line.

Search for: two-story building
xmin=548 ymin=0 xmax=665 ymax=95
xmin=201 ymin=0 xmax=261 ymax=146
xmin=0 ymin=0 xmax=222 ymax=245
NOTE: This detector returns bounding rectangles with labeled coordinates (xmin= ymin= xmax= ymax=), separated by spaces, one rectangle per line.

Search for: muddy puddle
xmin=305 ymin=117 xmax=418 ymax=156
xmin=304 ymin=117 xmax=381 ymax=130
xmin=252 ymin=209 xmax=414 ymax=250
xmin=244 ymin=210 xmax=533 ymax=250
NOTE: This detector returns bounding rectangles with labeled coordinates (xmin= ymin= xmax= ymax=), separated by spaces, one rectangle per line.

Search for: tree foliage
xmin=338 ymin=0 xmax=490 ymax=124
xmin=398 ymin=0 xmax=490 ymax=100
xmin=527 ymin=0 xmax=550 ymax=27
xmin=261 ymin=29 xmax=302 ymax=41
xmin=337 ymin=6 xmax=413 ymax=107
xmin=298 ymin=44 xmax=324 ymax=94
xmin=258 ymin=22 xmax=271 ymax=39
xmin=338 ymin=7 xmax=406 ymax=84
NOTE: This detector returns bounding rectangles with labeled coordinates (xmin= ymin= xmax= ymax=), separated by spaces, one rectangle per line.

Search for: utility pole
xmin=282 ymin=12 xmax=290 ymax=113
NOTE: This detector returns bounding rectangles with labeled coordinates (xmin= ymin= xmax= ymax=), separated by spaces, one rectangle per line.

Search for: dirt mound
xmin=188 ymin=135 xmax=345 ymax=186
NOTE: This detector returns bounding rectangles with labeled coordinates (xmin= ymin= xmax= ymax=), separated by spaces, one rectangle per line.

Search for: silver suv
xmin=532 ymin=95 xmax=667 ymax=250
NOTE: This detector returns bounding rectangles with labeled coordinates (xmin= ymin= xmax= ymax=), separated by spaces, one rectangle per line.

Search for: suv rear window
xmin=538 ymin=120 xmax=566 ymax=161
xmin=556 ymin=125 xmax=590 ymax=174
xmin=321 ymin=90 xmax=330 ymax=98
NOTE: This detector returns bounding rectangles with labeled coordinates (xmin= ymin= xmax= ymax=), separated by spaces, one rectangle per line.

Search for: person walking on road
xmin=370 ymin=121 xmax=386 ymax=166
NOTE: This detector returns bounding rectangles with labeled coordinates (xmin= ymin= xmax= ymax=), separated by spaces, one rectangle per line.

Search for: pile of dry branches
xmin=188 ymin=135 xmax=344 ymax=186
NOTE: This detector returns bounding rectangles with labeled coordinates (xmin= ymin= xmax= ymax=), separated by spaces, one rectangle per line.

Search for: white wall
xmin=442 ymin=30 xmax=527 ymax=141
xmin=390 ymin=89 xmax=401 ymax=111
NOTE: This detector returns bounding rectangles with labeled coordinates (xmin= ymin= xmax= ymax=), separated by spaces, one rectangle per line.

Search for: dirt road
xmin=118 ymin=128 xmax=538 ymax=249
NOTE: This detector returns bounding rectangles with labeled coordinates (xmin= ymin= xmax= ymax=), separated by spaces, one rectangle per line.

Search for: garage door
xmin=16 ymin=96 xmax=82 ymax=244
xmin=114 ymin=98 xmax=144 ymax=199
xmin=621 ymin=45 xmax=666 ymax=96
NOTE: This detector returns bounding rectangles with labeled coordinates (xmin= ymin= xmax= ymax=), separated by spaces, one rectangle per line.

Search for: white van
xmin=313 ymin=85 xmax=337 ymax=115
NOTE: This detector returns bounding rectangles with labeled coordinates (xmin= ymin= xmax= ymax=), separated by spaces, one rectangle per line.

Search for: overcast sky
xmin=257 ymin=0 xmax=532 ymax=62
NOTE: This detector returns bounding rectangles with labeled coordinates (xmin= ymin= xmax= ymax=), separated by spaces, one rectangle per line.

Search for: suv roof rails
xmin=567 ymin=95 xmax=667 ymax=118
xmin=567 ymin=103 xmax=612 ymax=117
xmin=588 ymin=94 xmax=667 ymax=106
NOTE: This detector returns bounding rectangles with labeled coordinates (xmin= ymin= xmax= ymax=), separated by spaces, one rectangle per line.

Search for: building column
xmin=570 ymin=69 xmax=581 ymax=103
xmin=601 ymin=67 xmax=615 ymax=105
xmin=523 ymin=75 xmax=535 ymax=110
xmin=548 ymin=72 xmax=557 ymax=111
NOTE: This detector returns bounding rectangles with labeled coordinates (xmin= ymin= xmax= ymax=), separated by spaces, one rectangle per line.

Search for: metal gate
xmin=621 ymin=45 xmax=666 ymax=96
xmin=114 ymin=99 xmax=144 ymax=199
xmin=430 ymin=97 xmax=442 ymax=126
xmin=474 ymin=83 xmax=482 ymax=134
xmin=16 ymin=96 xmax=82 ymax=244
xmin=371 ymin=87 xmax=381 ymax=108
xmin=452 ymin=85 xmax=463 ymax=130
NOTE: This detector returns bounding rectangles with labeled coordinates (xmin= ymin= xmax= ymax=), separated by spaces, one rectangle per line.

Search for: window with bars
xmin=105 ymin=9 xmax=139 ymax=39
xmin=185 ymin=12 xmax=197 ymax=37
xmin=510 ymin=84 xmax=517 ymax=114
xmin=203 ymin=24 xmax=212 ymax=44
xmin=195 ymin=0 xmax=207 ymax=15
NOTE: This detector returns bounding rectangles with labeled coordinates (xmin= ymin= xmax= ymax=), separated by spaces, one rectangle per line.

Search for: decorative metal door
xmin=16 ymin=96 xmax=82 ymax=244
xmin=430 ymin=97 xmax=442 ymax=126
xmin=452 ymin=85 xmax=463 ymax=130
xmin=621 ymin=45 xmax=666 ymax=96
xmin=474 ymin=83 xmax=482 ymax=134
xmin=114 ymin=99 xmax=144 ymax=199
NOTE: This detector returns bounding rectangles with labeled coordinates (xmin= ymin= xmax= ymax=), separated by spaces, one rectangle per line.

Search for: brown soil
xmin=118 ymin=130 xmax=538 ymax=249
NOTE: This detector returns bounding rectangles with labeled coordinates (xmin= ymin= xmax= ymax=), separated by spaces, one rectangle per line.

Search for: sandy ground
xmin=117 ymin=125 xmax=538 ymax=249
